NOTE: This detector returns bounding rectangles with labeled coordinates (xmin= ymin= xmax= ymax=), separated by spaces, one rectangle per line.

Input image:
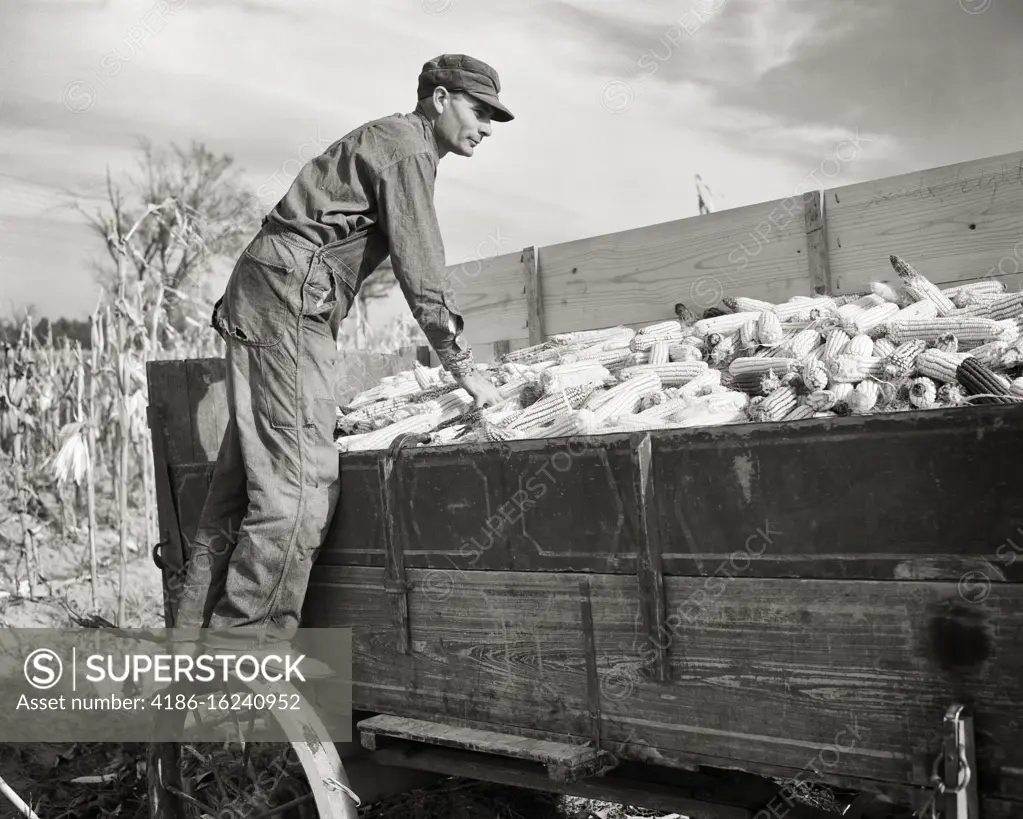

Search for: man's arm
xmin=374 ymin=151 xmax=474 ymax=378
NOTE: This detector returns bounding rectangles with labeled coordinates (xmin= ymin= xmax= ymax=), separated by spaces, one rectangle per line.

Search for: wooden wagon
xmin=145 ymin=150 xmax=1023 ymax=818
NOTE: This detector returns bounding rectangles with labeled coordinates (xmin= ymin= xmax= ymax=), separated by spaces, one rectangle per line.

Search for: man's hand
xmin=456 ymin=369 xmax=504 ymax=408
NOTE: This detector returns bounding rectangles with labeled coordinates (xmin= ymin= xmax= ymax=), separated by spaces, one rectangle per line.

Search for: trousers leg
xmin=203 ymin=232 xmax=342 ymax=645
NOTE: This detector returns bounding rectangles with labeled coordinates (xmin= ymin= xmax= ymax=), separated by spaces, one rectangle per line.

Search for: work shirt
xmin=265 ymin=110 xmax=474 ymax=377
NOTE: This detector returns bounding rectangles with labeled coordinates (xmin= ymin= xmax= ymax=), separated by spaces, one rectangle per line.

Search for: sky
xmin=2 ymin=0 xmax=1022 ymax=325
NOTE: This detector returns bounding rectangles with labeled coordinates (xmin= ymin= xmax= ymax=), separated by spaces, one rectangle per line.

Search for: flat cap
xmin=417 ymin=53 xmax=514 ymax=122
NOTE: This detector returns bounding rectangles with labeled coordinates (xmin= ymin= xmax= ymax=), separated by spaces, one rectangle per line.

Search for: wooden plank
xmin=445 ymin=251 xmax=530 ymax=350
xmin=358 ymin=714 xmax=613 ymax=782
xmin=302 ymin=566 xmax=1023 ymax=801
xmin=185 ymin=358 xmax=227 ymax=463
xmin=803 ymin=190 xmax=832 ymax=295
xmin=825 ymin=150 xmax=1023 ymax=295
xmin=147 ymin=359 xmax=194 ymax=466
xmin=451 ymin=197 xmax=812 ymax=347
xmin=378 ymin=446 xmax=411 ymax=654
xmin=522 ymin=245 xmax=544 ymax=345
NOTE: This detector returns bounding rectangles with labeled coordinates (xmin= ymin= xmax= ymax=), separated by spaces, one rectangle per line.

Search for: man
xmin=170 ymin=54 xmax=512 ymax=664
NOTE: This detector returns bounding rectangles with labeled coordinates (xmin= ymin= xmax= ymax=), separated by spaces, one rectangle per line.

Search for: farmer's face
xmin=432 ymin=89 xmax=493 ymax=158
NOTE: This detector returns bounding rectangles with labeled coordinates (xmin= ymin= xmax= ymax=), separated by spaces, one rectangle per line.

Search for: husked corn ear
xmin=677 ymin=368 xmax=722 ymax=399
xmin=894 ymin=300 xmax=940 ymax=321
xmin=871 ymin=281 xmax=903 ymax=303
xmin=884 ymin=317 xmax=1011 ymax=347
xmin=637 ymin=319 xmax=684 ymax=337
xmin=948 ymin=303 xmax=992 ymax=318
xmin=802 ymin=343 xmax=827 ymax=366
xmin=649 ymin=339 xmax=670 ymax=365
xmin=955 ymin=357 xmax=1016 ymax=405
xmin=831 ymin=383 xmax=854 ymax=402
xmin=873 ymin=337 xmax=896 ymax=358
xmin=636 ymin=397 xmax=689 ymax=420
xmin=749 ymin=385 xmax=798 ymax=422
xmin=738 ymin=319 xmax=758 ymax=351
xmin=987 ymin=293 xmax=1023 ymax=321
xmin=631 ymin=327 xmax=684 ymax=351
xmin=757 ymin=311 xmax=784 ymax=345
xmin=540 ymin=362 xmax=612 ymax=393
xmin=942 ymin=280 xmax=1005 ymax=300
xmin=709 ymin=333 xmax=738 ymax=366
xmin=828 ymin=354 xmax=884 ymax=383
xmin=620 ymin=361 xmax=709 ymax=385
xmin=723 ymin=296 xmax=776 ymax=313
xmin=915 ymin=349 xmax=969 ymax=383
xmin=499 ymin=342 xmax=561 ymax=364
xmin=549 ymin=326 xmax=633 ymax=346
xmin=1010 ymin=377 xmax=1023 ymax=398
xmin=798 ymin=359 xmax=829 ymax=391
xmin=882 ymin=339 xmax=927 ymax=378
xmin=782 ymin=328 xmax=821 ymax=359
xmin=890 ymin=254 xmax=957 ymax=315
xmin=682 ymin=335 xmax=706 ymax=350
xmin=571 ymin=347 xmax=634 ymax=369
xmin=781 ymin=404 xmax=816 ymax=421
xmin=848 ymin=380 xmax=880 ymax=414
xmin=693 ymin=311 xmax=763 ymax=337
xmin=908 ymin=376 xmax=938 ymax=408
xmin=843 ymin=334 xmax=874 ymax=357
xmin=413 ymin=361 xmax=439 ymax=390
xmin=822 ymin=329 xmax=851 ymax=360
xmin=935 ymin=333 xmax=959 ymax=353
xmin=851 ymin=293 xmax=886 ymax=310
xmin=668 ymin=343 xmax=703 ymax=362
xmin=774 ymin=296 xmax=836 ymax=321
xmin=937 ymin=383 xmax=967 ymax=405
xmin=851 ymin=302 xmax=899 ymax=335
xmin=506 ymin=385 xmax=595 ymax=430
xmin=338 ymin=413 xmax=444 ymax=452
xmin=806 ymin=389 xmax=837 ymax=411
xmin=969 ymin=339 xmax=1012 ymax=368
xmin=728 ymin=357 xmax=797 ymax=376
xmin=590 ymin=373 xmax=662 ymax=424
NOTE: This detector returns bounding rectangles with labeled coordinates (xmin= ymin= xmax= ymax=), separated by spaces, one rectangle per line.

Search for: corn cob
xmin=848 ymin=380 xmax=880 ymax=414
xmin=708 ymin=333 xmax=739 ymax=366
xmin=570 ymin=347 xmax=634 ymax=369
xmin=781 ymin=403 xmax=816 ymax=421
xmin=780 ymin=328 xmax=821 ymax=359
xmin=1010 ymin=377 xmax=1023 ymax=398
xmin=637 ymin=319 xmax=685 ymax=337
xmin=843 ymin=334 xmax=874 ymax=357
xmin=693 ymin=311 xmax=763 ymax=337
xmin=942 ymin=280 xmax=1006 ymax=301
xmin=893 ymin=300 xmax=939 ymax=322
xmin=723 ymin=296 xmax=776 ymax=313
xmin=631 ymin=327 xmax=684 ymax=351
xmin=828 ymin=355 xmax=884 ymax=384
xmin=819 ymin=327 xmax=848 ymax=357
xmin=798 ymin=359 xmax=829 ymax=392
xmin=649 ymin=339 xmax=670 ymax=365
xmin=589 ymin=373 xmax=662 ymax=424
xmin=915 ymin=349 xmax=969 ymax=383
xmin=936 ymin=383 xmax=966 ymax=406
xmin=967 ymin=339 xmax=1010 ymax=369
xmin=871 ymin=281 xmax=903 ymax=303
xmin=884 ymin=317 xmax=1011 ymax=347
xmin=668 ymin=343 xmax=703 ymax=362
xmin=986 ymin=293 xmax=1023 ymax=321
xmin=506 ymin=385 xmax=595 ymax=430
xmin=757 ymin=311 xmax=784 ymax=345
xmin=935 ymin=333 xmax=959 ymax=353
xmin=498 ymin=342 xmax=560 ymax=365
xmin=681 ymin=335 xmax=706 ymax=350
xmin=831 ymin=383 xmax=854 ymax=402
xmin=619 ymin=361 xmax=708 ymax=386
xmin=549 ymin=326 xmax=632 ymax=346
xmin=803 ymin=343 xmax=827 ymax=366
xmin=908 ymin=377 xmax=938 ymax=409
xmin=947 ymin=303 xmax=993 ymax=318
xmin=540 ymin=362 xmax=612 ymax=393
xmin=890 ymin=254 xmax=957 ymax=315
xmin=676 ymin=368 xmax=722 ymax=399
xmin=748 ymin=385 xmax=797 ymax=422
xmin=738 ymin=319 xmax=759 ymax=351
xmin=728 ymin=357 xmax=797 ymax=377
xmin=882 ymin=339 xmax=927 ymax=378
xmin=806 ymin=389 xmax=836 ymax=412
xmin=774 ymin=297 xmax=836 ymax=322
xmin=671 ymin=390 xmax=749 ymax=427
xmin=955 ymin=357 xmax=1017 ymax=405
xmin=636 ymin=397 xmax=689 ymax=421
xmin=850 ymin=302 xmax=899 ymax=335
xmin=337 ymin=412 xmax=445 ymax=452
xmin=872 ymin=337 xmax=896 ymax=359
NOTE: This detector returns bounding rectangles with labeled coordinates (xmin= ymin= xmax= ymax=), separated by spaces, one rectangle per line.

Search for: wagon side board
xmin=146 ymin=357 xmax=1023 ymax=812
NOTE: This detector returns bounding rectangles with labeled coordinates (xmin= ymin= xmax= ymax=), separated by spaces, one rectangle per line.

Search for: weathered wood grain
xmin=185 ymin=358 xmax=227 ymax=463
xmin=146 ymin=360 xmax=194 ymax=467
xmin=302 ymin=566 xmax=1023 ymax=801
xmin=825 ymin=150 xmax=1023 ymax=294
xmin=803 ymin=190 xmax=832 ymax=295
xmin=443 ymin=251 xmax=530 ymax=351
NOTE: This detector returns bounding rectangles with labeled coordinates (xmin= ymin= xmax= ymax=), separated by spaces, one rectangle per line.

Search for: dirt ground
xmin=0 ymin=486 xmax=699 ymax=819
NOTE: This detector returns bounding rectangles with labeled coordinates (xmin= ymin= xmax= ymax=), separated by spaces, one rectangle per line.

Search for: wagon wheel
xmin=147 ymin=676 xmax=359 ymax=819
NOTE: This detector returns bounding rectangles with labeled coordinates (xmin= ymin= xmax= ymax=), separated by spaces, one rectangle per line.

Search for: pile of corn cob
xmin=334 ymin=254 xmax=1023 ymax=451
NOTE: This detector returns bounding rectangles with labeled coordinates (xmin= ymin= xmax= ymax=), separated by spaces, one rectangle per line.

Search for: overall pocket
xmin=224 ymin=236 xmax=299 ymax=347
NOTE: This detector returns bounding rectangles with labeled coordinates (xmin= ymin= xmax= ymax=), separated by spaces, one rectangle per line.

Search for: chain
xmin=913 ymin=747 xmax=972 ymax=818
